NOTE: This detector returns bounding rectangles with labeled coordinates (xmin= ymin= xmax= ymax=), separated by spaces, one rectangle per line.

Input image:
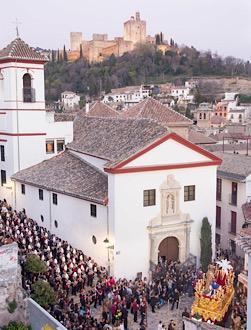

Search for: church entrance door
xmin=158 ymin=236 xmax=179 ymax=262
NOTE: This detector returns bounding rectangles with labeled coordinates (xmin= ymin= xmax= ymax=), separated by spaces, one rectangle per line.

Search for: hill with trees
xmin=45 ymin=44 xmax=251 ymax=102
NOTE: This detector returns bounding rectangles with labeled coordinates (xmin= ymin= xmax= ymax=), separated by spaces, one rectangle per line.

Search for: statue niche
xmin=166 ymin=193 xmax=175 ymax=215
xmin=161 ymin=175 xmax=181 ymax=218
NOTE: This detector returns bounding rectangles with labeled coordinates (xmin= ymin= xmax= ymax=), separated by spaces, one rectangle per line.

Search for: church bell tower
xmin=0 ymin=37 xmax=48 ymax=201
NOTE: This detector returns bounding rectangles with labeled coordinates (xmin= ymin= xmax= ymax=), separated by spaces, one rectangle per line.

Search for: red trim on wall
xmin=104 ymin=160 xmax=222 ymax=174
xmin=112 ymin=132 xmax=222 ymax=170
xmin=0 ymin=59 xmax=47 ymax=65
xmin=0 ymin=66 xmax=44 ymax=70
xmin=0 ymin=139 xmax=7 ymax=142
xmin=0 ymin=132 xmax=46 ymax=136
xmin=1 ymin=108 xmax=46 ymax=112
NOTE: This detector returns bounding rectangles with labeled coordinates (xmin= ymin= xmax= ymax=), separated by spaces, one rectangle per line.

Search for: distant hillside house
xmin=61 ymin=91 xmax=80 ymax=110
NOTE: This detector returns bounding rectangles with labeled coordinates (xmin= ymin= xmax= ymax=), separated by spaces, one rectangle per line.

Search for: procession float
xmin=191 ymin=259 xmax=234 ymax=324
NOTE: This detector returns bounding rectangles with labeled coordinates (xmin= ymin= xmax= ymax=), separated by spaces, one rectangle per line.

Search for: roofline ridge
xmin=67 ymin=149 xmax=108 ymax=177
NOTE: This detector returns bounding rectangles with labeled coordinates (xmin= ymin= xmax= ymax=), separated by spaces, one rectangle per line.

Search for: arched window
xmin=203 ymin=113 xmax=206 ymax=120
xmin=199 ymin=112 xmax=202 ymax=119
xmin=23 ymin=73 xmax=34 ymax=102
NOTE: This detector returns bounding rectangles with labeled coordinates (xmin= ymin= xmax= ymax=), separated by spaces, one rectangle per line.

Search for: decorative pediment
xmin=160 ymin=174 xmax=181 ymax=191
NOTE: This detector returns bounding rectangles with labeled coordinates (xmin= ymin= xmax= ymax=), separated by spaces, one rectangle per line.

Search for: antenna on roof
xmin=12 ymin=18 xmax=22 ymax=38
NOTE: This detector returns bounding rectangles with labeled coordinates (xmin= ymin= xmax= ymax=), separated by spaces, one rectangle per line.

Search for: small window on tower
xmin=21 ymin=184 xmax=25 ymax=195
xmin=57 ymin=140 xmax=65 ymax=153
xmin=0 ymin=145 xmax=5 ymax=162
xmin=46 ymin=140 xmax=55 ymax=154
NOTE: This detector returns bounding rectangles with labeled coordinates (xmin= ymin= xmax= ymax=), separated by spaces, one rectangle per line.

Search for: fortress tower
xmin=70 ymin=32 xmax=83 ymax=51
xmin=123 ymin=12 xmax=146 ymax=44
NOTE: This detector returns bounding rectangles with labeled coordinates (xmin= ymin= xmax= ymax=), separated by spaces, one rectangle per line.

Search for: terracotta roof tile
xmin=242 ymin=202 xmax=251 ymax=222
xmin=86 ymin=101 xmax=120 ymax=117
xmin=213 ymin=151 xmax=251 ymax=181
xmin=68 ymin=116 xmax=169 ymax=167
xmin=120 ymin=98 xmax=192 ymax=125
xmin=0 ymin=38 xmax=47 ymax=62
xmin=188 ymin=130 xmax=216 ymax=145
xmin=211 ymin=115 xmax=226 ymax=125
xmin=11 ymin=151 xmax=107 ymax=204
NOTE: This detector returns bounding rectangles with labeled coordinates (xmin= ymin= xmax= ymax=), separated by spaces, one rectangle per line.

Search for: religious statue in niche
xmin=166 ymin=193 xmax=175 ymax=215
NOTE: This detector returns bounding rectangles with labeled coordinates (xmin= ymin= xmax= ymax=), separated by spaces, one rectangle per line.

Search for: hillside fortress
xmin=68 ymin=12 xmax=169 ymax=63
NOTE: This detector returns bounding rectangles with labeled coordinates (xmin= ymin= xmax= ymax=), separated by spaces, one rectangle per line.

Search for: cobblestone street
xmin=89 ymin=296 xmax=193 ymax=330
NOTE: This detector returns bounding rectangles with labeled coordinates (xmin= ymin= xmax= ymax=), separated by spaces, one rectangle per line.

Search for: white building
xmin=170 ymin=86 xmax=193 ymax=102
xmin=61 ymin=91 xmax=80 ymax=110
xmin=103 ymin=85 xmax=151 ymax=108
xmin=214 ymin=152 xmax=251 ymax=256
xmin=0 ymin=38 xmax=74 ymax=203
xmin=1 ymin=37 xmax=222 ymax=280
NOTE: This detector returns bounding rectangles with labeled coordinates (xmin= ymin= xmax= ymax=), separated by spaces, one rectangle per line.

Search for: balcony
xmin=229 ymin=193 xmax=237 ymax=206
xmin=23 ymin=87 xmax=36 ymax=103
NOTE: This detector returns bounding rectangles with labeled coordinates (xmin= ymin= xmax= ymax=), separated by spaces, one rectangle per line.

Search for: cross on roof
xmin=12 ymin=18 xmax=22 ymax=38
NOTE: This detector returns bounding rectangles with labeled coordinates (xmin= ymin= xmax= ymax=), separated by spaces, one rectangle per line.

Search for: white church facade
xmin=0 ymin=38 xmax=222 ymax=279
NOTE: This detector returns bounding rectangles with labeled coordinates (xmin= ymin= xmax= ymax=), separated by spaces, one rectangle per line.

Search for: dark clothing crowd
xmin=0 ymin=200 xmax=200 ymax=330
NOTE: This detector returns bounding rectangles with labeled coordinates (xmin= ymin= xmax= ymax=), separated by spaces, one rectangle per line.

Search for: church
xmin=0 ymin=38 xmax=221 ymax=279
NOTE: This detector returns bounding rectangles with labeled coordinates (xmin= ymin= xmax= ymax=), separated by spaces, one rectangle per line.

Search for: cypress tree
xmin=80 ymin=44 xmax=83 ymax=59
xmin=63 ymin=45 xmax=68 ymax=62
xmin=200 ymin=217 xmax=212 ymax=272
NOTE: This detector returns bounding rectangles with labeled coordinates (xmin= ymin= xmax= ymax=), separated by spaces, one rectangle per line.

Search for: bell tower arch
xmin=0 ymin=38 xmax=48 ymax=202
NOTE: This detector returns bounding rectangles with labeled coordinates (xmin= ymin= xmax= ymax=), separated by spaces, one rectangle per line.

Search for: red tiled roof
xmin=188 ymin=130 xmax=217 ymax=145
xmin=242 ymin=202 xmax=251 ymax=222
xmin=86 ymin=101 xmax=120 ymax=117
xmin=0 ymin=38 xmax=47 ymax=62
xmin=120 ymin=98 xmax=192 ymax=125
xmin=211 ymin=115 xmax=226 ymax=125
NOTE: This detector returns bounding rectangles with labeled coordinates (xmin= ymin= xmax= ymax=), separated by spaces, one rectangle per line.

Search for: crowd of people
xmin=0 ymin=199 xmax=247 ymax=329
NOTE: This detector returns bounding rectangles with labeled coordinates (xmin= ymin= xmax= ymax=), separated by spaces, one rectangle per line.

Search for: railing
xmin=229 ymin=193 xmax=237 ymax=206
xmin=23 ymin=87 xmax=36 ymax=103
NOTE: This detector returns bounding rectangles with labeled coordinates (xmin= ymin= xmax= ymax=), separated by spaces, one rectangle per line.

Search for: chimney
xmin=86 ymin=102 xmax=90 ymax=113
xmin=136 ymin=12 xmax=140 ymax=21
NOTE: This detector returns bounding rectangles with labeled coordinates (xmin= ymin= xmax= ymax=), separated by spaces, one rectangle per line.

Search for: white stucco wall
xmin=14 ymin=182 xmax=108 ymax=266
xmin=109 ymin=165 xmax=217 ymax=279
xmin=216 ymin=178 xmax=246 ymax=256
xmin=126 ymin=138 xmax=209 ymax=168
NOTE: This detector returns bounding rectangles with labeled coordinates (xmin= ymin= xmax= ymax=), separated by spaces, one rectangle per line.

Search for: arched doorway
xmin=158 ymin=236 xmax=179 ymax=262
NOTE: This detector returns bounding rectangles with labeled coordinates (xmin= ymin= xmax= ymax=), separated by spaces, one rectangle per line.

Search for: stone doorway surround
xmin=148 ymin=175 xmax=193 ymax=265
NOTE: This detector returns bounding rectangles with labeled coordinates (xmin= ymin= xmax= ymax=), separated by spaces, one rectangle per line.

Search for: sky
xmin=1 ymin=0 xmax=251 ymax=61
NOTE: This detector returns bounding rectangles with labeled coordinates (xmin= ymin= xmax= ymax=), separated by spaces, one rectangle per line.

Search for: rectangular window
xmin=52 ymin=193 xmax=57 ymax=205
xmin=216 ymin=178 xmax=222 ymax=201
xmin=230 ymin=239 xmax=236 ymax=254
xmin=143 ymin=189 xmax=156 ymax=207
xmin=216 ymin=233 xmax=221 ymax=245
xmin=57 ymin=139 xmax=65 ymax=153
xmin=1 ymin=170 xmax=6 ymax=186
xmin=39 ymin=189 xmax=43 ymax=201
xmin=90 ymin=204 xmax=97 ymax=217
xmin=216 ymin=206 xmax=221 ymax=229
xmin=231 ymin=182 xmax=238 ymax=205
xmin=21 ymin=184 xmax=25 ymax=195
xmin=0 ymin=145 xmax=5 ymax=162
xmin=230 ymin=211 xmax=237 ymax=234
xmin=46 ymin=140 xmax=55 ymax=154
xmin=184 ymin=185 xmax=195 ymax=201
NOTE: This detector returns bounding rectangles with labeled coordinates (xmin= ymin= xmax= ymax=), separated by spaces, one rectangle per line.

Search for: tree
xmin=200 ymin=217 xmax=212 ymax=272
xmin=31 ymin=280 xmax=56 ymax=308
xmin=79 ymin=44 xmax=83 ymax=59
xmin=63 ymin=45 xmax=68 ymax=62
xmin=155 ymin=34 xmax=160 ymax=45
xmin=24 ymin=255 xmax=47 ymax=275
xmin=2 ymin=321 xmax=29 ymax=330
